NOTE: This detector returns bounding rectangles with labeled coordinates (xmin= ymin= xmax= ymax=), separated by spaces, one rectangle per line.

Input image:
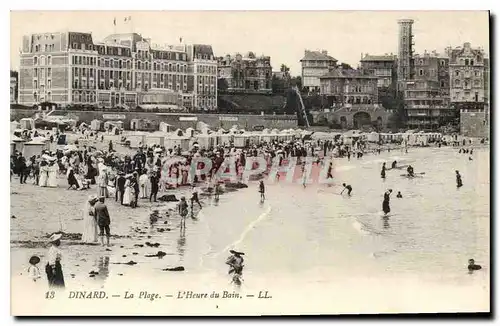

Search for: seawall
xmin=10 ymin=109 xmax=298 ymax=131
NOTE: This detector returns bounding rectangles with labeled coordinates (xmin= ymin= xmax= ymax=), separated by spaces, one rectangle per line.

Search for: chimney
xmin=361 ymin=52 xmax=364 ymax=59
xmin=322 ymin=50 xmax=328 ymax=55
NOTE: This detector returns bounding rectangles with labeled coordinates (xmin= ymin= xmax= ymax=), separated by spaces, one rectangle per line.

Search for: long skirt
xmin=45 ymin=262 xmax=65 ymax=288
xmin=382 ymin=200 xmax=390 ymax=214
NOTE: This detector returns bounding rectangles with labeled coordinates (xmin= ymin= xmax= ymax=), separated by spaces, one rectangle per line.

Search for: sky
xmin=10 ymin=11 xmax=490 ymax=76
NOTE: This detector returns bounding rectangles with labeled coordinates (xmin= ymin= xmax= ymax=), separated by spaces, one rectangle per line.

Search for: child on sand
xmin=28 ymin=256 xmax=41 ymax=282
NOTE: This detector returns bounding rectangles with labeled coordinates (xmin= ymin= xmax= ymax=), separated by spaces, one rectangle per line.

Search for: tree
xmin=339 ymin=62 xmax=354 ymax=70
xmin=280 ymin=64 xmax=290 ymax=73
xmin=271 ymin=75 xmax=286 ymax=95
xmin=290 ymin=76 xmax=302 ymax=89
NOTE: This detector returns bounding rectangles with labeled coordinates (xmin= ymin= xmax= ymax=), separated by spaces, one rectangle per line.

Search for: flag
xmin=113 ymin=18 xmax=116 ymax=26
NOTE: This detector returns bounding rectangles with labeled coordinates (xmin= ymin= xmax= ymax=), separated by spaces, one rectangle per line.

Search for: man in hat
xmin=94 ymin=196 xmax=111 ymax=247
xmin=131 ymin=172 xmax=140 ymax=207
xmin=226 ymin=250 xmax=245 ymax=275
xmin=115 ymin=172 xmax=126 ymax=205
xmin=150 ymin=171 xmax=159 ymax=202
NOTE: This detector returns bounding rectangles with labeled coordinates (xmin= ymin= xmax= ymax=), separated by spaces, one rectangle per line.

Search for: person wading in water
xmin=381 ymin=163 xmax=386 ymax=179
xmin=178 ymin=197 xmax=189 ymax=229
xmin=226 ymin=250 xmax=245 ymax=285
xmin=340 ymin=183 xmax=352 ymax=196
xmin=456 ymin=170 xmax=463 ymax=188
xmin=382 ymin=189 xmax=392 ymax=216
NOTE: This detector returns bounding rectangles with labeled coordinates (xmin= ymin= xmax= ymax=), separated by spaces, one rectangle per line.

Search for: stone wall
xmin=10 ymin=109 xmax=298 ymax=131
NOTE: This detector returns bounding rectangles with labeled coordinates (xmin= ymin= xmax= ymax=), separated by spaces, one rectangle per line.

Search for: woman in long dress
xmin=45 ymin=233 xmax=65 ymax=288
xmin=67 ymin=167 xmax=79 ymax=190
xmin=47 ymin=160 xmax=58 ymax=187
xmin=38 ymin=160 xmax=49 ymax=187
xmin=122 ymin=176 xmax=132 ymax=206
xmin=139 ymin=171 xmax=150 ymax=199
xmin=81 ymin=195 xmax=98 ymax=243
xmin=97 ymin=169 xmax=108 ymax=198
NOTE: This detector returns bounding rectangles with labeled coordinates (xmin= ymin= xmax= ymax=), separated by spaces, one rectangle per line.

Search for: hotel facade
xmin=18 ymin=31 xmax=217 ymax=111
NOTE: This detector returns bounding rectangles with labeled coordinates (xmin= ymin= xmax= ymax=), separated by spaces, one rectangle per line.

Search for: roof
xmin=68 ymin=32 xmax=94 ymax=50
xmin=300 ymin=51 xmax=337 ymax=62
xmin=193 ymin=44 xmax=214 ymax=58
xmin=320 ymin=68 xmax=377 ymax=79
xmin=360 ymin=55 xmax=396 ymax=62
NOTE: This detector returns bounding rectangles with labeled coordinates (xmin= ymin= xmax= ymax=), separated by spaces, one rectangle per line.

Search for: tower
xmin=397 ymin=19 xmax=414 ymax=91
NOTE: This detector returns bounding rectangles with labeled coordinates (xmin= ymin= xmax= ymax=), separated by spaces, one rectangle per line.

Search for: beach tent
xmin=196 ymin=121 xmax=210 ymax=131
xmin=10 ymin=135 xmax=26 ymax=154
xmin=233 ymin=134 xmax=246 ymax=148
xmin=10 ymin=121 xmax=21 ymax=133
xmin=165 ymin=134 xmax=191 ymax=151
xmin=146 ymin=135 xmax=165 ymax=147
xmin=173 ymin=129 xmax=184 ymax=137
xmin=20 ymin=118 xmax=35 ymax=130
xmin=23 ymin=139 xmax=48 ymax=158
xmin=159 ymin=122 xmax=173 ymax=133
xmin=185 ymin=127 xmax=195 ymax=138
xmin=365 ymin=132 xmax=380 ymax=143
xmin=126 ymin=134 xmax=147 ymax=148
xmin=196 ymin=133 xmax=215 ymax=149
xmin=91 ymin=119 xmax=102 ymax=131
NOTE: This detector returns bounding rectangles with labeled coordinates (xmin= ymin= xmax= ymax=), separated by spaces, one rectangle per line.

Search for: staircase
xmin=293 ymin=86 xmax=310 ymax=128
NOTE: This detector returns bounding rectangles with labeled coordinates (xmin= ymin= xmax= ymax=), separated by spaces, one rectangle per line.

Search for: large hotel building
xmin=18 ymin=32 xmax=217 ymax=111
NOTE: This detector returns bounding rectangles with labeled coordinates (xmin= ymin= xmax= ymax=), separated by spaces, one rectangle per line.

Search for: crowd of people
xmin=13 ymin=128 xmax=485 ymax=289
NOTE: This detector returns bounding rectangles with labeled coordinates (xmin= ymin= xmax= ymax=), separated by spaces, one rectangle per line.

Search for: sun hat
xmin=48 ymin=233 xmax=63 ymax=243
xmin=29 ymin=255 xmax=40 ymax=265
xmin=229 ymin=250 xmax=245 ymax=256
xmin=88 ymin=195 xmax=98 ymax=203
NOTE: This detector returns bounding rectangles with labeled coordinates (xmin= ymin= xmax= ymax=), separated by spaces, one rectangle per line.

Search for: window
xmin=419 ymin=69 xmax=423 ymax=76
xmin=47 ymin=56 xmax=51 ymax=65
xmin=35 ymin=45 xmax=40 ymax=52
xmin=48 ymin=80 xmax=51 ymax=89
xmin=455 ymin=70 xmax=460 ymax=77
xmin=475 ymin=71 xmax=480 ymax=77
xmin=464 ymin=81 xmax=468 ymax=88
xmin=34 ymin=80 xmax=38 ymax=89
xmin=455 ymin=79 xmax=460 ymax=86
xmin=440 ymin=80 xmax=445 ymax=88
xmin=33 ymin=57 xmax=38 ymax=65
xmin=465 ymin=59 xmax=469 ymax=66
xmin=33 ymin=68 xmax=38 ymax=78
xmin=471 ymin=60 xmax=474 ymax=66
xmin=47 ymin=68 xmax=51 ymax=77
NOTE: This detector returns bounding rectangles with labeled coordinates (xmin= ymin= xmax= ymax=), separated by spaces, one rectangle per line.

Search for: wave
xmin=215 ymin=205 xmax=272 ymax=257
